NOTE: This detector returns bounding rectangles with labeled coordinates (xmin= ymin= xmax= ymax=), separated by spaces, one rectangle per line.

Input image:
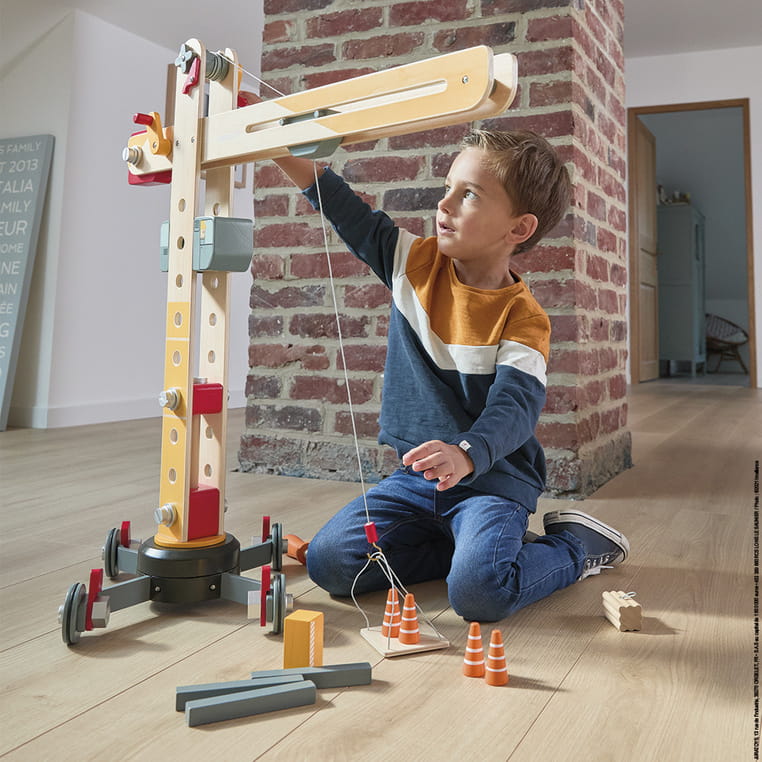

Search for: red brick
xmin=249 ymin=343 xmax=330 ymax=371
xmin=530 ymin=278 xmax=580 ymax=309
xmin=598 ymin=288 xmax=619 ymax=314
xmin=608 ymin=374 xmax=627 ymax=401
xmin=514 ymin=46 xmax=573 ymax=77
xmin=291 ymin=251 xmax=371 ymax=279
xmin=383 ymin=186 xmax=442 ymax=213
xmin=343 ymin=33 xmax=425 ymax=60
xmin=306 ymin=7 xmax=383 ymax=37
xmin=432 ymin=151 xmax=460 ymax=178
xmin=526 ymin=14 xmax=573 ymax=42
xmin=338 ymin=344 xmax=387 ymax=372
xmin=344 ymin=283 xmax=391 ymax=309
xmin=545 ymin=385 xmax=579 ymax=414
xmin=335 ymin=410 xmax=380 ymax=438
xmin=513 ymin=245 xmax=577 ymax=275
xmin=248 ymin=314 xmax=283 ymax=338
xmin=390 ymin=0 xmax=470 ymax=26
xmin=548 ymin=313 xmax=583 ymax=343
xmin=245 ymin=374 xmax=282 ymax=399
xmin=529 ymin=79 xmax=573 ymax=109
xmin=254 ymin=223 xmax=324 ymax=248
xmin=250 ymin=254 xmax=285 ymax=280
xmin=389 ymin=125 xmax=470 ymax=150
xmin=262 ymin=43 xmax=336 ymax=72
xmin=608 ymin=206 xmax=626 ymax=233
xmin=590 ymin=317 xmax=609 ymax=342
xmin=486 ymin=109 xmax=574 ymax=139
xmin=585 ymin=253 xmax=609 ymax=281
xmin=289 ymin=312 xmax=370 ymax=339
xmin=247 ymin=403 xmax=322 ymax=432
xmin=433 ymin=22 xmax=516 ymax=51
xmin=239 ymin=433 xmax=304 ymax=469
xmin=290 ymin=375 xmax=374 ymax=404
xmin=263 ymin=20 xmax=293 ymax=44
xmin=250 ymin=283 xmax=325 ymax=309
xmin=264 ymin=0 xmax=332 ymax=13
xmin=597 ymin=228 xmax=618 ymax=254
xmin=254 ymin=163 xmax=293 ymax=189
xmin=549 ymin=348 xmax=598 ymax=375
xmin=343 ymin=156 xmax=423 ymax=184
xmin=483 ymin=0 xmax=568 ymax=12
xmin=610 ymin=263 xmax=627 ymax=287
xmin=254 ymin=194 xmax=289 ymax=217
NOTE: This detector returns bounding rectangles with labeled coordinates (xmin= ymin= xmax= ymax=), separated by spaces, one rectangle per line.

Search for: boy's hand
xmin=402 ymin=440 xmax=474 ymax=491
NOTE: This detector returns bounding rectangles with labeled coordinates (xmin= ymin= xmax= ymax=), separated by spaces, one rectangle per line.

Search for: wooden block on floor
xmin=184 ymin=680 xmax=317 ymax=727
xmin=250 ymin=662 xmax=372 ymax=689
xmin=602 ymin=591 xmax=642 ymax=632
xmin=283 ymin=610 xmax=324 ymax=668
xmin=176 ymin=675 xmax=306 ymax=711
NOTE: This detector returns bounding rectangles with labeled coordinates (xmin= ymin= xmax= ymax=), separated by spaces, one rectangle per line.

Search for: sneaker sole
xmin=543 ymin=509 xmax=630 ymax=561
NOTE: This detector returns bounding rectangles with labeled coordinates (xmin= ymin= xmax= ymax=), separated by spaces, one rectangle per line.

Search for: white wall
xmin=1 ymin=11 xmax=254 ymax=427
xmin=626 ymin=44 xmax=762 ymax=386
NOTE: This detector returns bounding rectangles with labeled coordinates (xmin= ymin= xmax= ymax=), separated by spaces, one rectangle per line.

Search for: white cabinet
xmin=657 ymin=204 xmax=706 ymax=375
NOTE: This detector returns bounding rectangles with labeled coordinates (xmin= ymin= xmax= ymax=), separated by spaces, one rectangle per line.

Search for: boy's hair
xmin=460 ymin=129 xmax=571 ymax=254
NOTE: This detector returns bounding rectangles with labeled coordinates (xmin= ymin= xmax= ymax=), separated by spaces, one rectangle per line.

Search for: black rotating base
xmin=137 ymin=533 xmax=240 ymax=604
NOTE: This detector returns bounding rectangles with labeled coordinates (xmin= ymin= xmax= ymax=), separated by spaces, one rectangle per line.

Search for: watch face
xmin=458 ymin=440 xmax=471 ymax=451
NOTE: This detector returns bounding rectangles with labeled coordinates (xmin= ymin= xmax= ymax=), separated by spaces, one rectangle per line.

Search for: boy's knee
xmin=447 ymin=566 xmax=521 ymax=622
xmin=305 ymin=531 xmax=353 ymax=597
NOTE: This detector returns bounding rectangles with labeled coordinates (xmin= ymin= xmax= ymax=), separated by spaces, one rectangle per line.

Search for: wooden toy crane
xmin=58 ymin=39 xmax=518 ymax=645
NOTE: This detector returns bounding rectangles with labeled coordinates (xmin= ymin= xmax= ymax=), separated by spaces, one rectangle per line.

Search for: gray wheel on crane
xmin=104 ymin=527 xmax=120 ymax=579
xmin=270 ymin=571 xmax=286 ymax=634
xmin=271 ymin=522 xmax=283 ymax=572
xmin=59 ymin=582 xmax=86 ymax=645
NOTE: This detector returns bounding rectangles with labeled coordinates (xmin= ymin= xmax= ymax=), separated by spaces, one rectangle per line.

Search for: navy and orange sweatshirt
xmin=304 ymin=168 xmax=550 ymax=512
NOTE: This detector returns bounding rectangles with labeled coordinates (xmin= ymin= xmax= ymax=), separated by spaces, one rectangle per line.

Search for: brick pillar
xmin=239 ymin=0 xmax=631 ymax=497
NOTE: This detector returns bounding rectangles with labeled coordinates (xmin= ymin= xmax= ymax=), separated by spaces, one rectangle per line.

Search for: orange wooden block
xmin=283 ymin=610 xmax=324 ymax=669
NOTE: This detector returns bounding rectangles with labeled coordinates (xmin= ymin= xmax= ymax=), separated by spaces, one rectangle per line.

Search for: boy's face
xmin=436 ymin=148 xmax=523 ymax=265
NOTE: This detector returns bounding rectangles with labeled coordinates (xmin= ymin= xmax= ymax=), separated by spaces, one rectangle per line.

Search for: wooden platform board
xmin=360 ymin=626 xmax=450 ymax=657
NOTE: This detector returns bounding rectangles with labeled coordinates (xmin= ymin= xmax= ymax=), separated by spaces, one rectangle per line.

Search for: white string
xmin=312 ymin=163 xmax=372 ymax=525
xmin=218 ymin=52 xmax=286 ymax=97
xmin=349 ymin=551 xmax=448 ymax=644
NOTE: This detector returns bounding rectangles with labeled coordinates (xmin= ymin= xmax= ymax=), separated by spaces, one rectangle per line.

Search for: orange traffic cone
xmin=485 ymin=629 xmax=509 ymax=686
xmin=381 ymin=587 xmax=401 ymax=637
xmin=398 ymin=593 xmax=420 ymax=645
xmin=462 ymin=622 xmax=485 ymax=677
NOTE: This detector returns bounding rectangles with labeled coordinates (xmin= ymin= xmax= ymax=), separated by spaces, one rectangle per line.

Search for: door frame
xmin=627 ymin=98 xmax=756 ymax=387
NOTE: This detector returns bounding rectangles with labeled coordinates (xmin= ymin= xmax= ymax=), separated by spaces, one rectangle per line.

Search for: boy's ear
xmin=506 ymin=213 xmax=539 ymax=246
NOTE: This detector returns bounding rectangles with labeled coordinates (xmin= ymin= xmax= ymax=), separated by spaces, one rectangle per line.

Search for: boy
xmin=269 ymin=129 xmax=629 ymax=622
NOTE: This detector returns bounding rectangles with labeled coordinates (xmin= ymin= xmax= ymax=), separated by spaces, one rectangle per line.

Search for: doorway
xmin=627 ymin=99 xmax=756 ymax=387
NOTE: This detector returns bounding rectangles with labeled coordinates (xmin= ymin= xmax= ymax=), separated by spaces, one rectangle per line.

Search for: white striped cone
xmin=381 ymin=588 xmax=401 ymax=638
xmin=463 ymin=621 xmax=485 ymax=677
xmin=398 ymin=593 xmax=420 ymax=644
xmin=485 ymin=629 xmax=509 ymax=685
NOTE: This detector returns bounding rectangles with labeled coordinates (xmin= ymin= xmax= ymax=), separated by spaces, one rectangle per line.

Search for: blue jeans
xmin=306 ymin=468 xmax=586 ymax=622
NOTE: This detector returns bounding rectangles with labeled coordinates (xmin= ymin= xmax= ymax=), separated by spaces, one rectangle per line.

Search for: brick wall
xmin=239 ymin=0 xmax=631 ymax=497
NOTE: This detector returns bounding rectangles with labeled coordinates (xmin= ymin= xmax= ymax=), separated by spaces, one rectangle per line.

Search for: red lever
xmin=133 ymin=112 xmax=153 ymax=126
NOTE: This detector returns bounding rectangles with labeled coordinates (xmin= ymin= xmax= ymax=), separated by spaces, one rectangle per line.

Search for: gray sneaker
xmin=543 ymin=509 xmax=630 ymax=581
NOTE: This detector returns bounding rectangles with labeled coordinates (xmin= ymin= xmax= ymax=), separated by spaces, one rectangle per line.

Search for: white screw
xmin=159 ymin=388 xmax=181 ymax=410
xmin=154 ymin=503 xmax=177 ymax=527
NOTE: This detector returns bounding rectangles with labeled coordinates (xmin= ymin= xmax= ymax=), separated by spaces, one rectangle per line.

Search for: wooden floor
xmin=1 ymin=381 xmax=759 ymax=761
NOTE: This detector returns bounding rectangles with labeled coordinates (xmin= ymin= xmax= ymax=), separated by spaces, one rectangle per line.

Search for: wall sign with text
xmin=0 ymin=134 xmax=55 ymax=430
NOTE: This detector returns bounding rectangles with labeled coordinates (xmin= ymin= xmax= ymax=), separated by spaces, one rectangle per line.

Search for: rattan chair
xmin=705 ymin=313 xmax=749 ymax=373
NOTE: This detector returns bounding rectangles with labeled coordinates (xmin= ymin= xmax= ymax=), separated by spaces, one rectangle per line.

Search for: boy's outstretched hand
xmin=402 ymin=440 xmax=474 ymax=491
